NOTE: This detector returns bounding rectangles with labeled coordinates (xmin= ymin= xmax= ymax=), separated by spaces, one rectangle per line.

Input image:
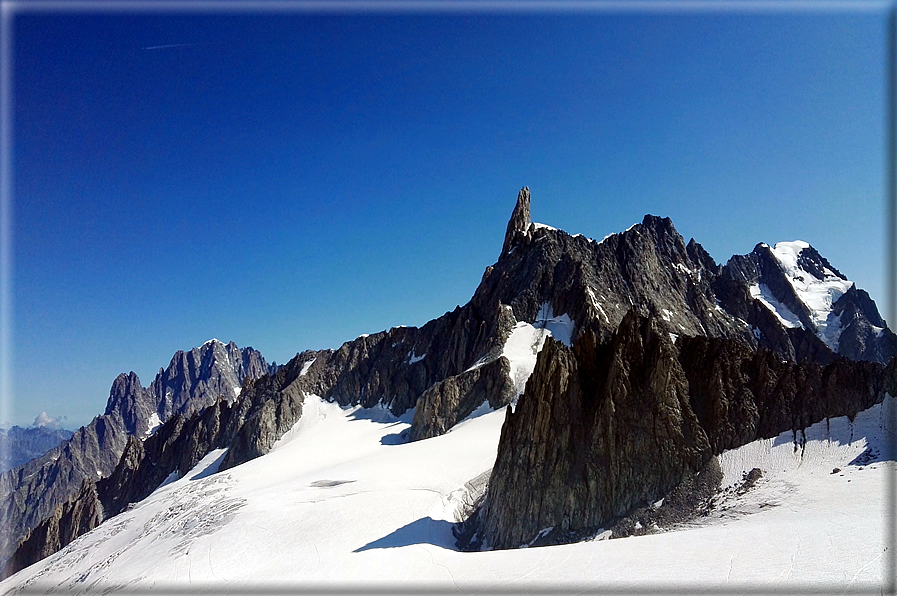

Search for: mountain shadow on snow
xmin=353 ymin=517 xmax=457 ymax=552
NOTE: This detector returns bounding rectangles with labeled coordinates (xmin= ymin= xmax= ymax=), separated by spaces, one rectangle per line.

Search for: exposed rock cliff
xmin=479 ymin=313 xmax=712 ymax=550
xmin=0 ymin=412 xmax=130 ymax=569
xmin=0 ymin=426 xmax=73 ymax=474
xmin=476 ymin=311 xmax=896 ymax=550
xmin=502 ymin=186 xmax=531 ymax=255
xmin=714 ymin=242 xmax=897 ymax=365
xmin=105 ymin=339 xmax=272 ymax=437
xmin=409 ymin=357 xmax=516 ymax=442
xmin=1 ymin=479 xmax=103 ymax=578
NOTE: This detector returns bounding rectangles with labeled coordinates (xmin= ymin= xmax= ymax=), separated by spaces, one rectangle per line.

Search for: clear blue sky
xmin=4 ymin=3 xmax=889 ymax=429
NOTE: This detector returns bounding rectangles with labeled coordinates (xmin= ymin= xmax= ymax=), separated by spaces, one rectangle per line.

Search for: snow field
xmin=5 ymin=391 xmax=894 ymax=593
xmin=749 ymin=283 xmax=803 ymax=329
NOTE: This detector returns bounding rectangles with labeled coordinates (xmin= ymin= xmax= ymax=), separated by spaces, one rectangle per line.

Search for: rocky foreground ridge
xmin=3 ymin=188 xmax=896 ymax=577
xmin=474 ymin=314 xmax=895 ymax=549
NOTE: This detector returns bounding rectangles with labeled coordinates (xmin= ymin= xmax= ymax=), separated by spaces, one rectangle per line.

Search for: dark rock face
xmin=150 ymin=340 xmax=272 ymax=425
xmin=502 ymin=186 xmax=531 ymax=256
xmin=0 ymin=412 xmax=130 ymax=568
xmin=409 ymin=357 xmax=516 ymax=442
xmin=220 ymin=356 xmax=309 ymax=470
xmin=608 ymin=457 xmax=723 ymax=540
xmin=104 ymin=372 xmax=154 ymax=439
xmin=2 ymin=479 xmax=103 ymax=578
xmin=834 ymin=286 xmax=897 ymax=363
xmin=479 ymin=313 xmax=712 ymax=550
xmin=0 ymin=426 xmax=73 ymax=474
xmin=480 ymin=212 xmax=748 ymax=347
xmin=105 ymin=339 xmax=272 ymax=437
xmin=678 ymin=336 xmax=890 ymax=453
xmin=477 ymin=311 xmax=896 ymax=550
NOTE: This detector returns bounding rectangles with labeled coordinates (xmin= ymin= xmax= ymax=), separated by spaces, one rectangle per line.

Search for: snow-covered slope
xmin=500 ymin=302 xmax=574 ymax=396
xmin=755 ymin=241 xmax=855 ymax=351
xmin=4 ymin=391 xmax=893 ymax=593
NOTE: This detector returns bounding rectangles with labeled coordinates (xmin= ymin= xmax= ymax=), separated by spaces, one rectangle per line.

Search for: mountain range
xmin=1 ymin=188 xmax=894 ymax=590
xmin=0 ymin=427 xmax=73 ymax=475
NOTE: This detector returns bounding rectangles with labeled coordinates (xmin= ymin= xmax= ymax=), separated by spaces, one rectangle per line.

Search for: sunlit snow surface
xmin=298 ymin=356 xmax=316 ymax=377
xmin=142 ymin=413 xmax=162 ymax=439
xmin=501 ymin=303 xmax=574 ymax=395
xmin=4 ymin=391 xmax=894 ymax=594
xmin=749 ymin=283 xmax=803 ymax=329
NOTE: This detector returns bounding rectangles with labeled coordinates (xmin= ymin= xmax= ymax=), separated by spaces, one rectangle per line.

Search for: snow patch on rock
xmin=299 ymin=357 xmax=316 ymax=377
xmin=749 ymin=283 xmax=803 ymax=329
xmin=769 ymin=241 xmax=854 ymax=350
xmin=143 ymin=412 xmax=162 ymax=439
xmin=501 ymin=303 xmax=574 ymax=397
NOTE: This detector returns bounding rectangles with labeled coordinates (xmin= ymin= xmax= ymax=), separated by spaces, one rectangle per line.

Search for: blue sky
xmin=4 ymin=3 xmax=890 ymax=429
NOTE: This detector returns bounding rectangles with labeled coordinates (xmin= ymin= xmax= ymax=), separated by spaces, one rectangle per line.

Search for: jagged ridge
xmin=5 ymin=187 xmax=895 ymax=575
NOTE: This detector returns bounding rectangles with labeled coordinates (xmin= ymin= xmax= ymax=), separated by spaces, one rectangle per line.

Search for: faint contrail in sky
xmin=142 ymin=42 xmax=208 ymax=50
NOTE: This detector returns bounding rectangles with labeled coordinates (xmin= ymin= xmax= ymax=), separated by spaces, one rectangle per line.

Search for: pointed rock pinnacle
xmin=502 ymin=186 xmax=531 ymax=255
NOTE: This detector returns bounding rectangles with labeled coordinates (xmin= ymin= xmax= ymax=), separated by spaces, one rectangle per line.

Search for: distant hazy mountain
xmin=0 ymin=425 xmax=73 ymax=474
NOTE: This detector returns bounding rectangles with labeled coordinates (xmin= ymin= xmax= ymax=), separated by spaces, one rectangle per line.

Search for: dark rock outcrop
xmin=220 ymin=355 xmax=309 ymax=470
xmin=479 ymin=313 xmax=712 ymax=550
xmin=104 ymin=372 xmax=154 ymax=439
xmin=834 ymin=286 xmax=897 ymax=363
xmin=476 ymin=311 xmax=896 ymax=549
xmin=2 ymin=479 xmax=103 ymax=578
xmin=409 ymin=357 xmax=516 ymax=442
xmin=502 ymin=186 xmax=531 ymax=256
xmin=0 ymin=412 xmax=130 ymax=568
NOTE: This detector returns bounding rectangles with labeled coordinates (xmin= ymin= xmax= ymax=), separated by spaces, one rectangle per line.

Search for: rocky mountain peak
xmin=639 ymin=213 xmax=676 ymax=235
xmin=104 ymin=372 xmax=153 ymax=437
xmin=502 ymin=186 xmax=531 ymax=255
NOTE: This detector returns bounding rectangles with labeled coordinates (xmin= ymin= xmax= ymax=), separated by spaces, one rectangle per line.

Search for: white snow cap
xmin=762 ymin=241 xmax=854 ymax=351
